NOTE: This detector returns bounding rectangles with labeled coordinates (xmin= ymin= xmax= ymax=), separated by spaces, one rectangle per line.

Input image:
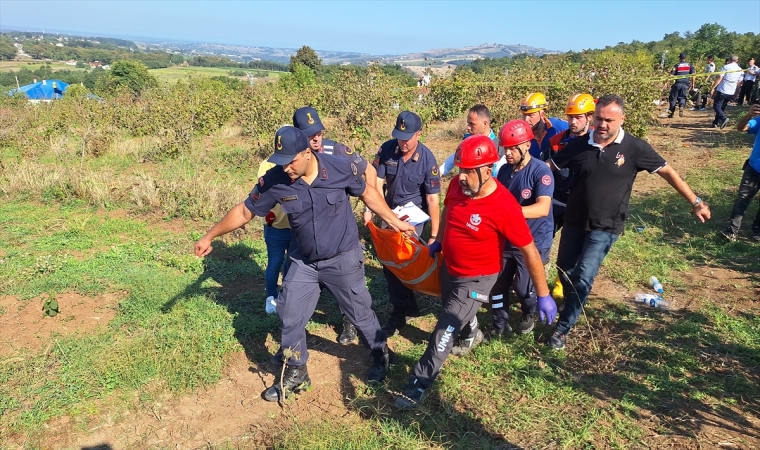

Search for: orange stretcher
xmin=367 ymin=222 xmax=442 ymax=297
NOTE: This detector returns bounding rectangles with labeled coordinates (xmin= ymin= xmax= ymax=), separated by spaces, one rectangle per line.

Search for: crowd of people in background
xmin=194 ymin=51 xmax=759 ymax=409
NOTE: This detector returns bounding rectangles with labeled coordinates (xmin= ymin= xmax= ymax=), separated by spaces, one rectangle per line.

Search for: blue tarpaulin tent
xmin=8 ymin=79 xmax=69 ymax=99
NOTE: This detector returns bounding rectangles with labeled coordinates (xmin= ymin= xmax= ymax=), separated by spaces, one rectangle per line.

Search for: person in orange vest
xmin=540 ymin=94 xmax=596 ymax=299
xmin=520 ymin=92 xmax=568 ymax=158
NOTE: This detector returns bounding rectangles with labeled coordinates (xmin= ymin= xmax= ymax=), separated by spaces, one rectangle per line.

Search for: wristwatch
xmin=691 ymin=197 xmax=702 ymax=206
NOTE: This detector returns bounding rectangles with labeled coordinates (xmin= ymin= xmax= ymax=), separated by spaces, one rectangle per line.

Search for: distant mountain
xmin=384 ymin=43 xmax=559 ymax=64
xmin=138 ymin=41 xmax=558 ymax=66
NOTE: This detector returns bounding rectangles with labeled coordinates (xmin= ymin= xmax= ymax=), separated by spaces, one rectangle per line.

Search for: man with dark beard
xmin=521 ymin=92 xmax=568 ymax=158
xmin=395 ymin=135 xmax=555 ymax=410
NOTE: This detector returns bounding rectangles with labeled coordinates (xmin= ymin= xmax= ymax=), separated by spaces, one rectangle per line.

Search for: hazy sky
xmin=1 ymin=1 xmax=758 ymax=55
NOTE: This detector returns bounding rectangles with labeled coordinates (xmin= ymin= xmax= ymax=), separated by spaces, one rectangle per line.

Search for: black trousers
xmin=738 ymin=80 xmax=755 ymax=106
xmin=727 ymin=163 xmax=760 ymax=234
xmin=668 ymin=83 xmax=689 ymax=111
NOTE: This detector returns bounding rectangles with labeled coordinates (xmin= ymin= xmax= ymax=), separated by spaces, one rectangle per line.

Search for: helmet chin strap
xmin=466 ymin=166 xmax=490 ymax=198
xmin=512 ymin=147 xmax=527 ymax=171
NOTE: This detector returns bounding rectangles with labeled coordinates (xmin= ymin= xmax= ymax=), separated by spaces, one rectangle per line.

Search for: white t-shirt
xmin=716 ymin=63 xmax=743 ymax=95
xmin=744 ymin=65 xmax=758 ymax=82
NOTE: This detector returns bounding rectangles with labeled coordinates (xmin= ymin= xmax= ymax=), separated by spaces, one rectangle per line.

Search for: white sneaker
xmin=265 ymin=296 xmax=277 ymax=314
xmin=689 ymin=107 xmax=697 ymax=111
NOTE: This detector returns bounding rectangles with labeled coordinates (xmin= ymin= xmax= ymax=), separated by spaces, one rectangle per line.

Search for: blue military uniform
xmin=245 ymin=153 xmax=387 ymax=366
xmin=320 ymin=138 xmax=369 ymax=174
xmin=668 ymin=57 xmax=695 ymax=115
xmin=373 ymin=138 xmax=441 ymax=323
xmin=492 ymin=157 xmax=554 ymax=332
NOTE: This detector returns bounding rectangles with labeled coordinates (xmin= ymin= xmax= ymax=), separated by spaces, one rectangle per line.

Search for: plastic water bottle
xmin=634 ymin=293 xmax=670 ymax=309
xmin=649 ymin=276 xmax=663 ymax=294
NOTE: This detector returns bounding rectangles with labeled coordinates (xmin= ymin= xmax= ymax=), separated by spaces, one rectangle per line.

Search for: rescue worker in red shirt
xmin=395 ymin=135 xmax=556 ymax=410
xmin=542 ymin=94 xmax=596 ymax=300
xmin=521 ymin=92 xmax=568 ymax=158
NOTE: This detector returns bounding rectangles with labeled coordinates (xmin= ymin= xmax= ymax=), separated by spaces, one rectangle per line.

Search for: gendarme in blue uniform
xmin=497 ymin=157 xmax=554 ymax=251
xmin=320 ymin=138 xmax=369 ymax=175
xmin=373 ymin=140 xmax=441 ymax=210
xmin=245 ymin=153 xmax=365 ymax=262
xmin=245 ymin=149 xmax=387 ymax=370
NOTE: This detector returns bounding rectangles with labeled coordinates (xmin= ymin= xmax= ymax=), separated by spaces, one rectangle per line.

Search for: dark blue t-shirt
xmin=245 ymin=153 xmax=366 ymax=262
xmin=496 ymin=157 xmax=555 ymax=250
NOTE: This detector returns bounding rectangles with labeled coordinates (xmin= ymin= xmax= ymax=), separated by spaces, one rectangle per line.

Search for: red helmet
xmin=454 ymin=135 xmax=499 ymax=169
xmin=499 ymin=120 xmax=534 ymax=147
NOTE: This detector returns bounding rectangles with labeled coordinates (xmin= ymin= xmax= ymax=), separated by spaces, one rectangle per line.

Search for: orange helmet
xmin=499 ymin=120 xmax=534 ymax=147
xmin=454 ymin=135 xmax=499 ymax=169
xmin=520 ymin=92 xmax=547 ymax=114
xmin=565 ymin=94 xmax=595 ymax=115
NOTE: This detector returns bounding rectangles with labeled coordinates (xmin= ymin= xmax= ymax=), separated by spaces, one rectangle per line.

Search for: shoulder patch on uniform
xmin=344 ymin=145 xmax=354 ymax=155
xmin=354 ymin=154 xmax=364 ymax=164
xmin=251 ymin=185 xmax=261 ymax=204
xmin=431 ymin=165 xmax=439 ymax=176
xmin=541 ymin=174 xmax=552 ymax=186
xmin=521 ymin=188 xmax=532 ymax=199
xmin=431 ymin=179 xmax=441 ymax=188
xmin=372 ymin=156 xmax=380 ymax=166
xmin=386 ymin=160 xmax=398 ymax=167
xmin=351 ymin=163 xmax=358 ymax=175
xmin=281 ymin=195 xmax=298 ymax=202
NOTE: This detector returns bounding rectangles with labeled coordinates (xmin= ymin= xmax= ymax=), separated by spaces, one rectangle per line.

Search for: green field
xmin=149 ymin=65 xmax=282 ymax=83
xmin=0 ymin=60 xmax=88 ymax=73
xmin=0 ymin=60 xmax=282 ymax=84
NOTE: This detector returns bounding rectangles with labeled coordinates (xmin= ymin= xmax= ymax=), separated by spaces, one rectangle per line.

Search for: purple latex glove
xmin=428 ymin=241 xmax=442 ymax=257
xmin=537 ymin=294 xmax=557 ymax=324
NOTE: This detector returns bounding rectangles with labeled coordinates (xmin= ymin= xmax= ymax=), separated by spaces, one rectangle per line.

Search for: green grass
xmin=149 ymin=65 xmax=282 ymax=83
xmin=607 ymin=145 xmax=760 ymax=291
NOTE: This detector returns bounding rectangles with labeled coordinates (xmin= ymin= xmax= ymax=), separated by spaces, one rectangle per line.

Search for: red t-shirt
xmin=442 ymin=179 xmax=534 ymax=277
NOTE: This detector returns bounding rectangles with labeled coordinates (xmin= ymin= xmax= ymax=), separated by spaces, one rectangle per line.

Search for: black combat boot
xmin=338 ymin=315 xmax=358 ymax=345
xmin=366 ymin=344 xmax=395 ymax=383
xmin=262 ymin=364 xmax=311 ymax=402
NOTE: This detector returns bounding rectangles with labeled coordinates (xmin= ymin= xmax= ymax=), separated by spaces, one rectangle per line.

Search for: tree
xmin=170 ymin=53 xmax=185 ymax=65
xmin=96 ymin=60 xmax=157 ymax=96
xmin=0 ymin=39 xmax=17 ymax=61
xmin=289 ymin=45 xmax=321 ymax=72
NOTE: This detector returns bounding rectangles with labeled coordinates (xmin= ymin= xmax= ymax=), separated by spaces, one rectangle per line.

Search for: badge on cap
xmin=307 ymin=113 xmax=315 ymax=125
xmin=277 ymin=136 xmax=283 ymax=150
xmin=400 ymin=120 xmax=406 ymax=131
